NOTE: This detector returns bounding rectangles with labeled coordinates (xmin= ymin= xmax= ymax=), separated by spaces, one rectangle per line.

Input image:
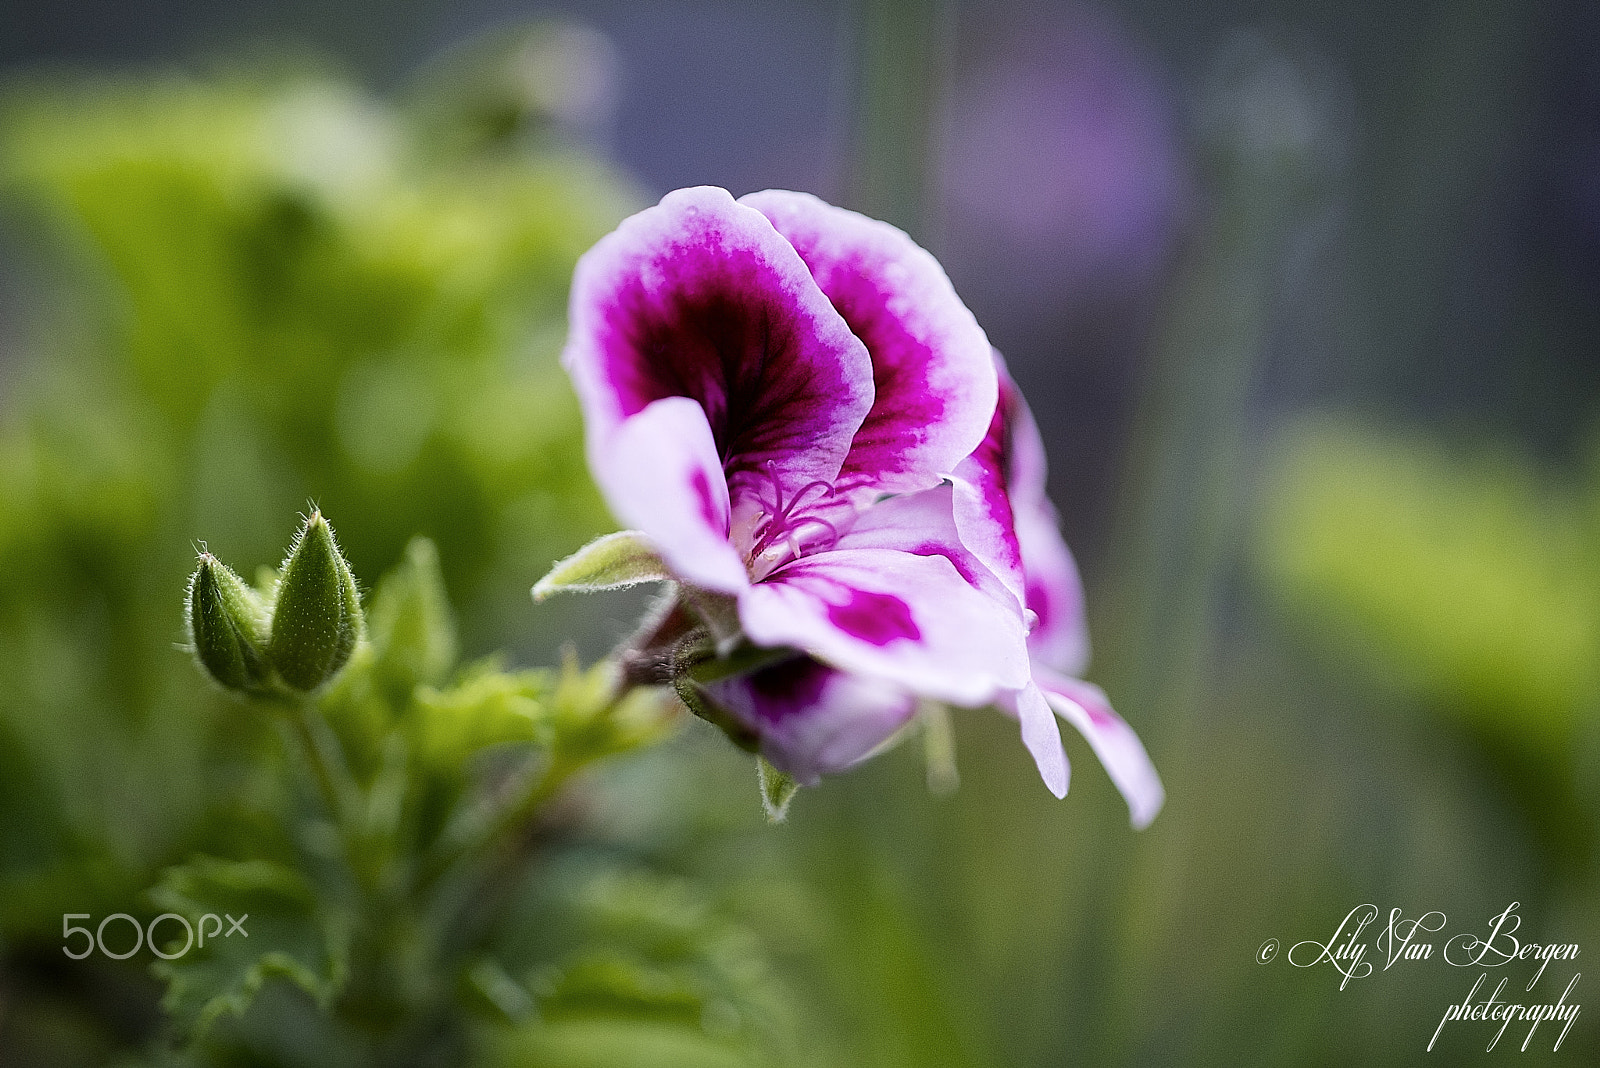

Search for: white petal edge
xmin=1037 ymin=668 xmax=1164 ymax=828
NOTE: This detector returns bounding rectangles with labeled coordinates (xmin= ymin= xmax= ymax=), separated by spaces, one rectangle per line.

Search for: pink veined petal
xmin=1014 ymin=490 xmax=1090 ymax=675
xmin=1007 ymin=681 xmax=1071 ymax=799
xmin=837 ymin=482 xmax=1017 ymax=609
xmin=1001 ymin=364 xmax=1090 ymax=674
xmin=1035 ymin=666 xmax=1164 ymax=828
xmin=953 ymin=352 xmax=1090 ymax=674
xmin=699 ymin=657 xmax=916 ymax=787
xmin=738 ymin=547 xmax=1030 ymax=707
xmin=593 ymin=397 xmax=750 ymax=594
xmin=564 ymin=186 xmax=874 ymax=512
xmin=742 ymin=189 xmax=997 ymax=497
xmin=951 ymin=396 xmax=1027 ymax=609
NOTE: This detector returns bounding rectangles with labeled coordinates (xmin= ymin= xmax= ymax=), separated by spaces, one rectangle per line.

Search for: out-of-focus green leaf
xmin=411 ymin=661 xmax=553 ymax=769
xmin=366 ymin=536 xmax=458 ymax=702
xmin=0 ymin=59 xmax=643 ymax=961
xmin=490 ymin=867 xmax=797 ymax=1068
xmin=1259 ymin=417 xmax=1600 ymax=744
xmin=147 ymin=856 xmax=349 ymax=1039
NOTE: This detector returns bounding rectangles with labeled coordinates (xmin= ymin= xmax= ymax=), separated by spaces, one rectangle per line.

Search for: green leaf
xmin=412 ymin=661 xmax=552 ymax=767
xmin=147 ymin=856 xmax=348 ymax=1040
xmin=493 ymin=1018 xmax=756 ymax=1068
xmin=490 ymin=867 xmax=797 ymax=1068
xmin=548 ymin=655 xmax=679 ymax=762
xmin=756 ymin=757 xmax=798 ymax=824
xmin=533 ymin=531 xmax=671 ymax=601
xmin=367 ymin=536 xmax=458 ymax=698
xmin=268 ymin=511 xmax=364 ymax=692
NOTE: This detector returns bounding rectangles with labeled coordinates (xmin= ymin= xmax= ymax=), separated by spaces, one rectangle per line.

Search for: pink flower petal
xmin=739 ymin=547 xmax=1030 ymax=707
xmin=953 ymin=356 xmax=1090 ymax=673
xmin=565 ymin=186 xmax=874 ymax=514
xmin=1009 ymin=680 xmax=1071 ymax=799
xmin=700 ymin=657 xmax=916 ymax=786
xmin=952 ymin=392 xmax=1027 ymax=608
xmin=1003 ymin=368 xmax=1090 ymax=674
xmin=742 ymin=189 xmax=997 ymax=497
xmin=838 ymin=482 xmax=1016 ymax=609
xmin=1035 ymin=666 xmax=1164 ymax=828
xmin=593 ymin=397 xmax=750 ymax=594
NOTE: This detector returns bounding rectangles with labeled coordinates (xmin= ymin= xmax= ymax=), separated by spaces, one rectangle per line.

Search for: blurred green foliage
xmin=1261 ymin=417 xmax=1600 ymax=744
xmin=139 ymin=527 xmax=709 ymax=1066
xmin=1259 ymin=416 xmax=1600 ymax=868
xmin=0 ymin=40 xmax=719 ymax=1065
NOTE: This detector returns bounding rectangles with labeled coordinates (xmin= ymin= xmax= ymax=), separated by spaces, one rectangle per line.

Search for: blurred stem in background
xmin=1358 ymin=0 xmax=1536 ymax=418
xmin=1095 ymin=32 xmax=1340 ymax=1063
xmin=845 ymin=0 xmax=954 ymax=242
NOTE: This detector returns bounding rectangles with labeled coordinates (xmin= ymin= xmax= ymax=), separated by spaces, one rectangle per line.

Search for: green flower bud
xmin=267 ymin=511 xmax=364 ymax=692
xmin=187 ymin=553 xmax=272 ymax=694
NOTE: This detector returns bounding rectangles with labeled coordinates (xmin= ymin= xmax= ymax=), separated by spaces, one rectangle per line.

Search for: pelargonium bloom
xmin=559 ymin=185 xmax=1160 ymax=823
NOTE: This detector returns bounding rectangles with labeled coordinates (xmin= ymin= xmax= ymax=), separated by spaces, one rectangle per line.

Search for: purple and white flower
xmin=560 ymin=185 xmax=1161 ymax=824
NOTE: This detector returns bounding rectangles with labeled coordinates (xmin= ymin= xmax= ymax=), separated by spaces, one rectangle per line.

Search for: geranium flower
xmin=562 ymin=186 xmax=1160 ymax=823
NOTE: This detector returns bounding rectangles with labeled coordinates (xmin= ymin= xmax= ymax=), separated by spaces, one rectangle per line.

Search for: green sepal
xmin=756 ymin=756 xmax=799 ymax=824
xmin=533 ymin=530 xmax=671 ymax=601
xmin=677 ymin=586 xmax=743 ymax=651
xmin=268 ymin=511 xmax=364 ymax=692
xmin=667 ymin=644 xmax=795 ymax=759
xmin=187 ymin=553 xmax=273 ymax=694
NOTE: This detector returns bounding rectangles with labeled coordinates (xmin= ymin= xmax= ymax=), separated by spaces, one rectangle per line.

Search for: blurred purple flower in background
xmin=936 ymin=5 xmax=1192 ymax=576
xmin=940 ymin=4 xmax=1189 ymax=308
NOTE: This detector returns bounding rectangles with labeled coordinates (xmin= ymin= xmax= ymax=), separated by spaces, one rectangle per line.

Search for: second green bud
xmin=268 ymin=511 xmax=365 ymax=692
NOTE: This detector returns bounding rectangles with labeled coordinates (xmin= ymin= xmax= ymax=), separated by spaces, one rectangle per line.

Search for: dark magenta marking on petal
xmin=911 ymin=540 xmax=980 ymax=588
xmin=690 ymin=467 xmax=725 ymax=534
xmin=745 ymin=656 xmax=832 ymax=724
xmin=591 ymin=211 xmax=868 ymax=494
xmin=744 ymin=191 xmax=994 ymax=489
xmin=825 ymin=588 xmax=921 ymax=646
xmin=1086 ymin=705 xmax=1118 ymax=729
xmin=965 ymin=393 xmax=1025 ymax=574
xmin=604 ymin=251 xmax=787 ymax=455
xmin=1026 ymin=578 xmax=1052 ymax=629
xmin=828 ymin=271 xmax=948 ymax=470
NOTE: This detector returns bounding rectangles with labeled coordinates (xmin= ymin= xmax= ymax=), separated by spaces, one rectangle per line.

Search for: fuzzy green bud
xmin=267 ymin=511 xmax=364 ymax=692
xmin=187 ymin=553 xmax=272 ymax=694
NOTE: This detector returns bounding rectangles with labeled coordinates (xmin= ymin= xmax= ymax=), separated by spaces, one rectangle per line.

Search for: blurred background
xmin=1 ymin=0 xmax=1596 ymax=1064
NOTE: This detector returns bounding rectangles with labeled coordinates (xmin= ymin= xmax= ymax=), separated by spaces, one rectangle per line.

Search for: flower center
xmin=738 ymin=463 xmax=845 ymax=581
